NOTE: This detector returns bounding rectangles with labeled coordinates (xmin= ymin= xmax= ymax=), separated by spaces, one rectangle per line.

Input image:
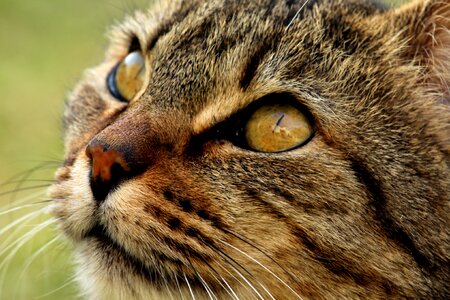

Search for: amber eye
xmin=107 ymin=51 xmax=145 ymax=102
xmin=245 ymin=104 xmax=313 ymax=152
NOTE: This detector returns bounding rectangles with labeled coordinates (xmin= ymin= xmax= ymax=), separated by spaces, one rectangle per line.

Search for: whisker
xmin=212 ymin=248 xmax=265 ymax=300
xmin=186 ymin=258 xmax=217 ymax=300
xmin=0 ymin=162 xmax=57 ymax=186
xmin=197 ymin=256 xmax=238 ymax=300
xmin=215 ymin=260 xmax=255 ymax=300
xmin=0 ymin=179 xmax=56 ymax=187
xmin=199 ymin=236 xmax=266 ymax=299
xmin=218 ymin=238 xmax=303 ymax=300
xmin=0 ymin=218 xmax=56 ymax=293
xmin=286 ymin=0 xmax=311 ymax=29
xmin=223 ymin=228 xmax=301 ymax=286
xmin=193 ymin=236 xmax=240 ymax=300
xmin=0 ymin=201 xmax=48 ymax=217
xmin=33 ymin=199 xmax=53 ymax=204
xmin=21 ymin=159 xmax=63 ymax=165
xmin=0 ymin=184 xmax=52 ymax=197
xmin=197 ymin=272 xmax=216 ymax=300
xmin=3 ymin=165 xmax=56 ymax=203
xmin=174 ymin=274 xmax=186 ymax=300
xmin=219 ymin=275 xmax=240 ymax=300
xmin=35 ymin=274 xmax=78 ymax=299
xmin=183 ymin=272 xmax=196 ymax=300
xmin=0 ymin=213 xmax=47 ymax=258
xmin=0 ymin=208 xmax=45 ymax=237
xmin=18 ymin=236 xmax=61 ymax=288
xmin=0 ymin=217 xmax=55 ymax=260
xmin=0 ymin=190 xmax=47 ymax=211
xmin=158 ymin=264 xmax=175 ymax=300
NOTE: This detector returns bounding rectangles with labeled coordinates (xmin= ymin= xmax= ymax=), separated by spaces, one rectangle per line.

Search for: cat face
xmin=49 ymin=0 xmax=450 ymax=298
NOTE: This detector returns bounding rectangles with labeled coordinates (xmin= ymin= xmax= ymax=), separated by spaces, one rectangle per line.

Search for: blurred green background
xmin=0 ymin=1 xmax=148 ymax=299
xmin=0 ymin=0 xmax=407 ymax=299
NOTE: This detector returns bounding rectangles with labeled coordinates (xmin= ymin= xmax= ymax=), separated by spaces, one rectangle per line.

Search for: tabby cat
xmin=48 ymin=0 xmax=450 ymax=298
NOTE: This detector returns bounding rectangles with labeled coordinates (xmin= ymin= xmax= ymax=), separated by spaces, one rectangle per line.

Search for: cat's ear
xmin=390 ymin=0 xmax=449 ymax=102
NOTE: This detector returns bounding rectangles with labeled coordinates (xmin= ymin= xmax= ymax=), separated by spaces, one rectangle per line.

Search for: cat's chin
xmin=74 ymin=241 xmax=177 ymax=300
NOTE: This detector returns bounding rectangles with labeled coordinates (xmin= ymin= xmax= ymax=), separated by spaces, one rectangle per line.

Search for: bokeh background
xmin=0 ymin=0 xmax=407 ymax=299
xmin=0 ymin=1 xmax=148 ymax=299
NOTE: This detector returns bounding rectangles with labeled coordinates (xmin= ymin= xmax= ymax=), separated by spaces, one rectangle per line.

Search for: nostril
xmin=85 ymin=143 xmax=130 ymax=203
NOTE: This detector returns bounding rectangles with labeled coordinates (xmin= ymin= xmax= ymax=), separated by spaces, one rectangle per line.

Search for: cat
xmin=47 ymin=0 xmax=449 ymax=299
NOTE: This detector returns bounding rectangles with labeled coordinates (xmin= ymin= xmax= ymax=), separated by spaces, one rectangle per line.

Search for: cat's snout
xmin=85 ymin=141 xmax=132 ymax=203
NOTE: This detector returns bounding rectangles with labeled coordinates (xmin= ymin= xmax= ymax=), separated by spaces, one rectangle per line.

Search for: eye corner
xmin=128 ymin=35 xmax=141 ymax=53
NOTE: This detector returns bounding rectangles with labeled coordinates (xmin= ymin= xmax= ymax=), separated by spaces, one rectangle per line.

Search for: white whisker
xmin=35 ymin=274 xmax=78 ymax=299
xmin=286 ymin=0 xmax=310 ymax=30
xmin=0 ymin=201 xmax=47 ymax=216
xmin=159 ymin=264 xmax=175 ymax=300
xmin=220 ymin=275 xmax=240 ymax=300
xmin=215 ymin=261 xmax=258 ymax=300
xmin=200 ymin=264 xmax=238 ymax=300
xmin=0 ymin=208 xmax=45 ymax=238
xmin=196 ymin=271 xmax=217 ymax=300
xmin=0 ymin=218 xmax=55 ymax=262
xmin=0 ymin=190 xmax=47 ymax=211
xmin=219 ymin=238 xmax=303 ymax=300
xmin=0 ymin=218 xmax=56 ymax=294
xmin=174 ymin=275 xmax=186 ymax=300
xmin=18 ymin=236 xmax=60 ymax=282
xmin=215 ymin=251 xmax=264 ymax=300
xmin=184 ymin=272 xmax=196 ymax=300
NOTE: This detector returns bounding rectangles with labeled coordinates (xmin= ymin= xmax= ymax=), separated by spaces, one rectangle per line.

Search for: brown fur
xmin=49 ymin=0 xmax=450 ymax=299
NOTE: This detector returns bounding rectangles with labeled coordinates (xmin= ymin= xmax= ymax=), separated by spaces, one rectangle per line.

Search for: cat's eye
xmin=244 ymin=103 xmax=313 ymax=152
xmin=107 ymin=51 xmax=145 ymax=102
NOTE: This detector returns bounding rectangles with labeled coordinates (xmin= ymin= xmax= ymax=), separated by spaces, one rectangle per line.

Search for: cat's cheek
xmin=49 ymin=157 xmax=97 ymax=241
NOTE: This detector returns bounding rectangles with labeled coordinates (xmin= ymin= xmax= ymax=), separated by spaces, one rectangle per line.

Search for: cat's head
xmin=49 ymin=0 xmax=449 ymax=298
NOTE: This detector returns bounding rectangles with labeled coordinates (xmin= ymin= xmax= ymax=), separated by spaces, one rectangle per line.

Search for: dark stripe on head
xmin=239 ymin=41 xmax=272 ymax=90
xmin=147 ymin=2 xmax=199 ymax=51
xmin=349 ymin=158 xmax=434 ymax=272
xmin=239 ymin=28 xmax=286 ymax=90
xmin=240 ymin=0 xmax=323 ymax=89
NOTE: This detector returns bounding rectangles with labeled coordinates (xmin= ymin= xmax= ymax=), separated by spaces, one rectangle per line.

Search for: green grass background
xmin=0 ymin=0 xmax=407 ymax=299
xmin=0 ymin=1 xmax=148 ymax=299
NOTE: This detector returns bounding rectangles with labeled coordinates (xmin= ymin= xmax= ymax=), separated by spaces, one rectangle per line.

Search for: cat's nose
xmin=84 ymin=110 xmax=167 ymax=202
xmin=85 ymin=142 xmax=131 ymax=203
